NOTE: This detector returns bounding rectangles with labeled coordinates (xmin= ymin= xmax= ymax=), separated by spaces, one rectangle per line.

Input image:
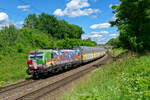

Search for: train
xmin=27 ymin=46 xmax=106 ymax=78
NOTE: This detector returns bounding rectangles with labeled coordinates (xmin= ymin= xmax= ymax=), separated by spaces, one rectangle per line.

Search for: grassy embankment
xmin=61 ymin=48 xmax=150 ymax=100
xmin=0 ymin=48 xmax=32 ymax=86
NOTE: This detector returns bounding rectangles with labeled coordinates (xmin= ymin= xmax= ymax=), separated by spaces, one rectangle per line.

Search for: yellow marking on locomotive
xmin=82 ymin=53 xmax=94 ymax=61
xmin=93 ymin=52 xmax=99 ymax=58
xmin=82 ymin=51 xmax=105 ymax=61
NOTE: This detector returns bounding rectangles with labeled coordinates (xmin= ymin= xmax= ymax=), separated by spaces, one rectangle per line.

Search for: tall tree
xmin=110 ymin=0 xmax=150 ymax=51
xmin=23 ymin=13 xmax=84 ymax=39
xmin=55 ymin=20 xmax=70 ymax=39
xmin=68 ymin=24 xmax=84 ymax=39
xmin=37 ymin=13 xmax=59 ymax=36
xmin=23 ymin=14 xmax=37 ymax=29
xmin=0 ymin=25 xmax=21 ymax=54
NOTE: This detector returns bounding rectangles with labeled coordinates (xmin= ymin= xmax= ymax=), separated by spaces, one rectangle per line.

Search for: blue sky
xmin=0 ymin=0 xmax=119 ymax=44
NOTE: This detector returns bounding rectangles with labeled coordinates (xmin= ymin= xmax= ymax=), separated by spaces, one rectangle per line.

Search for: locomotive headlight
xmin=29 ymin=65 xmax=32 ymax=67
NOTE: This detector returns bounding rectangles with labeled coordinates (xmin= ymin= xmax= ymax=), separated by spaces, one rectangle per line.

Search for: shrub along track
xmin=0 ymin=54 xmax=111 ymax=100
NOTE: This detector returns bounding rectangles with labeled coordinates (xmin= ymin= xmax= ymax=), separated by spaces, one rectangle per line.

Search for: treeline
xmin=0 ymin=13 xmax=96 ymax=55
xmin=24 ymin=13 xmax=83 ymax=39
xmin=106 ymin=37 xmax=120 ymax=48
xmin=108 ymin=0 xmax=150 ymax=52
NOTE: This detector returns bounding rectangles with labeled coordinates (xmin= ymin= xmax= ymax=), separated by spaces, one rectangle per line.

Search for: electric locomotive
xmin=27 ymin=46 xmax=106 ymax=78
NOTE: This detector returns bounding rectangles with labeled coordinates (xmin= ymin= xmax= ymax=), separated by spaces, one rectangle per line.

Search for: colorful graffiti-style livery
xmin=27 ymin=46 xmax=106 ymax=78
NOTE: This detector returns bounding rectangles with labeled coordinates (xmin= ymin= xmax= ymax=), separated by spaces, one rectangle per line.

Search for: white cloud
xmin=82 ymin=30 xmax=107 ymax=44
xmin=53 ymin=0 xmax=101 ymax=17
xmin=82 ymin=30 xmax=109 ymax=40
xmin=82 ymin=32 xmax=102 ymax=39
xmin=0 ymin=12 xmax=24 ymax=29
xmin=13 ymin=21 xmax=24 ymax=28
xmin=91 ymin=15 xmax=97 ymax=18
xmin=90 ymin=34 xmax=102 ymax=38
xmin=14 ymin=21 xmax=24 ymax=26
xmin=90 ymin=23 xmax=111 ymax=29
xmin=112 ymin=14 xmax=117 ymax=20
xmin=82 ymin=33 xmax=108 ymax=44
xmin=109 ymin=4 xmax=113 ymax=8
xmin=110 ymin=33 xmax=119 ymax=38
xmin=0 ymin=12 xmax=9 ymax=29
xmin=82 ymin=31 xmax=110 ymax=44
xmin=17 ymin=5 xmax=30 ymax=11
xmin=67 ymin=0 xmax=90 ymax=9
xmin=0 ymin=12 xmax=8 ymax=22
xmin=96 ymin=37 xmax=108 ymax=44
xmin=91 ymin=0 xmax=97 ymax=2
xmin=82 ymin=31 xmax=119 ymax=44
xmin=91 ymin=31 xmax=109 ymax=34
xmin=53 ymin=9 xmax=64 ymax=16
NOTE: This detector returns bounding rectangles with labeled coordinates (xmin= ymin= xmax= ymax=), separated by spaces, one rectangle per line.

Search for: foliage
xmin=0 ymin=26 xmax=96 ymax=55
xmin=110 ymin=0 xmax=150 ymax=52
xmin=0 ymin=52 xmax=30 ymax=86
xmin=0 ymin=15 xmax=95 ymax=55
xmin=106 ymin=37 xmax=120 ymax=48
xmin=55 ymin=38 xmax=96 ymax=48
xmin=24 ymin=13 xmax=84 ymax=39
xmin=60 ymin=52 xmax=150 ymax=100
xmin=20 ymin=28 xmax=52 ymax=48
xmin=0 ymin=25 xmax=24 ymax=55
xmin=110 ymin=48 xmax=128 ymax=57
xmin=0 ymin=13 xmax=97 ymax=86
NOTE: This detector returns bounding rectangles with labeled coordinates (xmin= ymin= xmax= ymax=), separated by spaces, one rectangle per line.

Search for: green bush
xmin=16 ymin=43 xmax=24 ymax=53
xmin=110 ymin=0 xmax=150 ymax=52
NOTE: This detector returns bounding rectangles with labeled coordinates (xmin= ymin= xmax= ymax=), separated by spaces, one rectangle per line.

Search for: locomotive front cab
xmin=27 ymin=50 xmax=44 ymax=75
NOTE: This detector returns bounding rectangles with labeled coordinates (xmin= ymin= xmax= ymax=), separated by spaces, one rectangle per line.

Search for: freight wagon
xmin=27 ymin=46 xmax=106 ymax=78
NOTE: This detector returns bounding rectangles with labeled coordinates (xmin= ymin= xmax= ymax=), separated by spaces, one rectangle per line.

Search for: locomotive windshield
xmin=29 ymin=52 xmax=43 ymax=60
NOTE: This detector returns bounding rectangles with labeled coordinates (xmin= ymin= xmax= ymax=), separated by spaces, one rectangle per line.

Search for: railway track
xmin=0 ymin=54 xmax=111 ymax=100
xmin=0 ymin=79 xmax=34 ymax=94
xmin=17 ymin=65 xmax=96 ymax=100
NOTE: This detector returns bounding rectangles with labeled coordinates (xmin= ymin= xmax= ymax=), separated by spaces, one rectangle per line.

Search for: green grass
xmin=60 ymin=52 xmax=150 ymax=100
xmin=110 ymin=48 xmax=128 ymax=57
xmin=0 ymin=51 xmax=30 ymax=86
